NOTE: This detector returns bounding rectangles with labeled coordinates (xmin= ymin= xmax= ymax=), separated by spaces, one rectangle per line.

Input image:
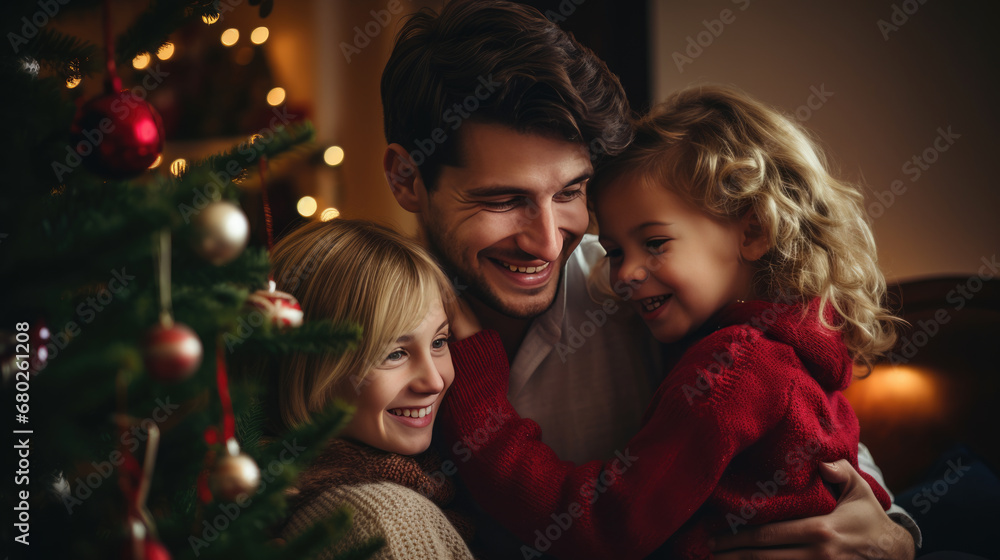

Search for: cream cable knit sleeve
xmin=282 ymin=481 xmax=474 ymax=560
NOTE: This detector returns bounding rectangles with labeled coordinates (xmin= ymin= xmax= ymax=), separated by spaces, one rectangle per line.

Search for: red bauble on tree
xmin=121 ymin=516 xmax=171 ymax=560
xmin=71 ymin=90 xmax=164 ymax=180
xmin=142 ymin=321 xmax=202 ymax=383
xmin=122 ymin=536 xmax=172 ymax=560
xmin=245 ymin=281 xmax=303 ymax=329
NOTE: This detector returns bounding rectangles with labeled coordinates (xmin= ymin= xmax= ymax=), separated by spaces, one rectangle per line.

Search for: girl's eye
xmin=386 ymin=349 xmax=405 ymax=362
xmin=432 ymin=336 xmax=449 ymax=350
xmin=646 ymin=239 xmax=670 ymax=254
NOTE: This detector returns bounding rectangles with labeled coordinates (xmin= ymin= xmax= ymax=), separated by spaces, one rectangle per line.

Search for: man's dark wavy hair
xmin=381 ymin=0 xmax=633 ymax=189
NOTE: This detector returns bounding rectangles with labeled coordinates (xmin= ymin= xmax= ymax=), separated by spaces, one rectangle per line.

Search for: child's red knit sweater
xmin=440 ymin=299 xmax=891 ymax=559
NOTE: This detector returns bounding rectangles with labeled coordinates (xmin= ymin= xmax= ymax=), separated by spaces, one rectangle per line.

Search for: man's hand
xmin=443 ymin=291 xmax=482 ymax=341
xmin=710 ymin=460 xmax=916 ymax=560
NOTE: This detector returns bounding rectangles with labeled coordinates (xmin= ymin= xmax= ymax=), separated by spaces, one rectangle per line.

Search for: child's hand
xmin=444 ymin=292 xmax=482 ymax=341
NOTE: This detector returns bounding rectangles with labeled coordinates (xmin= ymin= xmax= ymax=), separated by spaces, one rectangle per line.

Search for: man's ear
xmin=739 ymin=210 xmax=770 ymax=262
xmin=383 ymin=144 xmax=426 ymax=213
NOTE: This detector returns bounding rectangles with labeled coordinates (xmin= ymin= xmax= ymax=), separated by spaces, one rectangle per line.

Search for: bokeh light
xmin=220 ymin=28 xmax=239 ymax=47
xmin=266 ymin=87 xmax=286 ymax=106
xmin=132 ymin=52 xmax=151 ymax=70
xmin=297 ymin=196 xmax=317 ymax=217
xmin=157 ymin=42 xmax=175 ymax=60
xmin=250 ymin=27 xmax=269 ymax=45
xmin=323 ymin=146 xmax=345 ymax=166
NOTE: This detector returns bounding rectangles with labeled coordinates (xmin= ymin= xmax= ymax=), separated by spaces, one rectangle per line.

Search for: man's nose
xmin=516 ymin=201 xmax=562 ymax=263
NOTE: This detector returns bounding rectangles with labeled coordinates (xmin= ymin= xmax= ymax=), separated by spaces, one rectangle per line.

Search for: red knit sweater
xmin=440 ymin=299 xmax=891 ymax=559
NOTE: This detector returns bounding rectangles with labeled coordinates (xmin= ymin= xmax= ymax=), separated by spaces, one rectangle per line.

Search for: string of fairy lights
xmin=64 ymin=11 xmax=345 ymax=223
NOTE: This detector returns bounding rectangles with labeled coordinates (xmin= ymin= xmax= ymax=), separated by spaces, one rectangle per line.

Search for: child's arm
xmin=440 ymin=329 xmax=790 ymax=560
xmin=708 ymin=460 xmax=915 ymax=560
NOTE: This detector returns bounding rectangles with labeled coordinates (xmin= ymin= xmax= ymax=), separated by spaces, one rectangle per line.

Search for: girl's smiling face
xmin=596 ymin=177 xmax=764 ymax=343
xmin=338 ymin=298 xmax=453 ymax=456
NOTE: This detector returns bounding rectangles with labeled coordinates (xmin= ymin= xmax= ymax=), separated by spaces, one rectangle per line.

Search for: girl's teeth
xmin=389 ymin=405 xmax=433 ymax=418
xmin=642 ymin=295 xmax=670 ymax=312
xmin=501 ymin=261 xmax=549 ymax=274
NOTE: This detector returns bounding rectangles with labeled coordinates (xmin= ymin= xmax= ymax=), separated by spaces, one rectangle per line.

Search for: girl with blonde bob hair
xmin=267 ymin=219 xmax=474 ymax=559
xmin=438 ymin=85 xmax=906 ymax=559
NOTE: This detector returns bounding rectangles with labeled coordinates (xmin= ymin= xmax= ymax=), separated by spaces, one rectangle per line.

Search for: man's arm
xmin=710 ymin=460 xmax=916 ymax=560
xmin=857 ymin=442 xmax=923 ymax=549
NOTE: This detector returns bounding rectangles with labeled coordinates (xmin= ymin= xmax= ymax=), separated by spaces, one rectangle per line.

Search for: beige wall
xmin=650 ymin=0 xmax=999 ymax=282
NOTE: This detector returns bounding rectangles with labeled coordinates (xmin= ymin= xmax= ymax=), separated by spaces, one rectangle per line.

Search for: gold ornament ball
xmin=192 ymin=201 xmax=249 ymax=266
xmin=209 ymin=452 xmax=261 ymax=501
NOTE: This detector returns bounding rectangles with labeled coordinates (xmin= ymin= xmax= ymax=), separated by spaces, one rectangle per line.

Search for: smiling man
xmin=379 ymin=1 xmax=918 ymax=558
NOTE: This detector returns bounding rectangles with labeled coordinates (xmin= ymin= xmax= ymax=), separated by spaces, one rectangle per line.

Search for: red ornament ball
xmin=209 ymin=452 xmax=261 ymax=502
xmin=142 ymin=322 xmax=202 ymax=383
xmin=245 ymin=286 xmax=303 ymax=329
xmin=0 ymin=322 xmax=50 ymax=380
xmin=121 ymin=517 xmax=172 ymax=560
xmin=29 ymin=321 xmax=51 ymax=372
xmin=122 ymin=537 xmax=172 ymax=560
xmin=72 ymin=91 xmax=164 ymax=180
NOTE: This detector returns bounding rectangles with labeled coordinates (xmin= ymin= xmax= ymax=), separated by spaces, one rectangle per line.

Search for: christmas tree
xmin=1 ymin=1 xmax=378 ymax=558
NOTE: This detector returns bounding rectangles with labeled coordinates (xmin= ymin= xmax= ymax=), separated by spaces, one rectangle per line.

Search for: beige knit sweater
xmin=280 ymin=438 xmax=474 ymax=559
xmin=283 ymin=481 xmax=474 ymax=559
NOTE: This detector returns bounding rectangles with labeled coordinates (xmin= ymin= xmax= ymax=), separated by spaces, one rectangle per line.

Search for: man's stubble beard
xmin=421 ymin=219 xmax=563 ymax=321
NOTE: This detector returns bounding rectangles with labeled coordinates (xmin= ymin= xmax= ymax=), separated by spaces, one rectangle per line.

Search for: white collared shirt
xmin=507 ymin=234 xmax=660 ymax=464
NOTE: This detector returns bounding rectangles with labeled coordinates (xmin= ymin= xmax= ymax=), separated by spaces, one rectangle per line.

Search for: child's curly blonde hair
xmin=592 ymin=84 xmax=901 ymax=369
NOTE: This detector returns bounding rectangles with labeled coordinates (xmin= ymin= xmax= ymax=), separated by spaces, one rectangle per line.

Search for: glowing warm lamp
xmin=202 ymin=13 xmax=220 ymax=25
xmin=297 ymin=196 xmax=317 ymax=217
xmin=845 ymin=364 xmax=945 ymax=419
xmin=323 ymin=146 xmax=345 ymax=167
xmin=266 ymin=87 xmax=286 ymax=106
xmin=220 ymin=28 xmax=239 ymax=47
xmin=251 ymin=27 xmax=269 ymax=45
xmin=157 ymin=42 xmax=175 ymax=60
xmin=320 ymin=208 xmax=341 ymax=222
xmin=132 ymin=52 xmax=151 ymax=70
xmin=170 ymin=158 xmax=188 ymax=177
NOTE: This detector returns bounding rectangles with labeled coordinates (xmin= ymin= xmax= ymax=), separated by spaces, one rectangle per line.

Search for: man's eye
xmin=483 ymin=199 xmax=520 ymax=211
xmin=555 ymin=188 xmax=585 ymax=202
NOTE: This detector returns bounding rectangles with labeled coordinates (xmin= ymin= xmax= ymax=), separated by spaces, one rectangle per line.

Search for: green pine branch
xmin=234 ymin=319 xmax=362 ymax=356
xmin=192 ymin=121 xmax=316 ymax=178
xmin=19 ymin=27 xmax=101 ymax=79
xmin=115 ymin=0 xmax=219 ymax=63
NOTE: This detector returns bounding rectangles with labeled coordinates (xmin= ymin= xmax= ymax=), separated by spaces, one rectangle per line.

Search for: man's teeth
xmin=388 ymin=404 xmax=433 ymax=418
xmin=641 ymin=294 xmax=670 ymax=312
xmin=500 ymin=261 xmax=550 ymax=274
